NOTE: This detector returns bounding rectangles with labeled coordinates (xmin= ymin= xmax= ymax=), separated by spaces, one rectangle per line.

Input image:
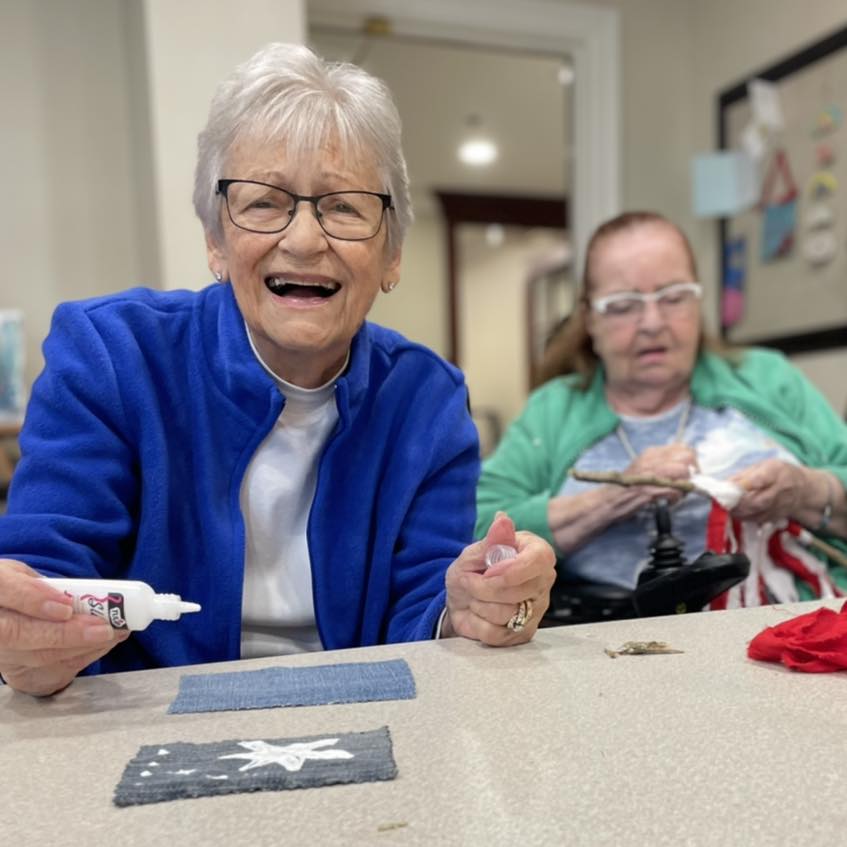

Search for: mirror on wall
xmin=309 ymin=24 xmax=573 ymax=451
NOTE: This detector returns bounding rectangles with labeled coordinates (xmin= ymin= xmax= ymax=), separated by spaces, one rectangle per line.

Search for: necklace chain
xmin=616 ymin=398 xmax=692 ymax=461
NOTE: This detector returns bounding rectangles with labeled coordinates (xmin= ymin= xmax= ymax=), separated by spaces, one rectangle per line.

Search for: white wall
xmin=459 ymin=229 xmax=566 ymax=428
xmin=366 ymin=212 xmax=448 ymax=357
xmin=0 ymin=0 xmax=305 ymax=388
xmin=1 ymin=0 xmax=145 ymax=388
xmin=141 ymin=0 xmax=306 ymax=292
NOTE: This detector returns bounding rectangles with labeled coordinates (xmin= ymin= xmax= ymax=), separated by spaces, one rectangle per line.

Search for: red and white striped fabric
xmin=705 ymin=502 xmax=842 ymax=609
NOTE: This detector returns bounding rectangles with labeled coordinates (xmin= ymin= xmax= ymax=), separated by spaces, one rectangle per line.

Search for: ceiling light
xmin=485 ymin=224 xmax=505 ymax=247
xmin=458 ymin=138 xmax=498 ymax=167
xmin=557 ymin=63 xmax=575 ymax=86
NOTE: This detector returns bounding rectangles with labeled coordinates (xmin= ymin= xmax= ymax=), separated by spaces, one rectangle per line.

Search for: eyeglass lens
xmin=224 ymin=182 xmax=385 ymax=239
xmin=599 ymin=284 xmax=700 ymax=318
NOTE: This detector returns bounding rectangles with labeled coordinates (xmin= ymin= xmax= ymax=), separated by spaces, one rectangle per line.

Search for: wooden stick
xmin=805 ymin=535 xmax=847 ymax=571
xmin=569 ymin=468 xmax=695 ymax=492
xmin=570 ymin=469 xmax=847 ymax=571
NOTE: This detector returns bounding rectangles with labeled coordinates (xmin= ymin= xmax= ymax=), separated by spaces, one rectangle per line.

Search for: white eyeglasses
xmin=590 ymin=281 xmax=703 ymax=319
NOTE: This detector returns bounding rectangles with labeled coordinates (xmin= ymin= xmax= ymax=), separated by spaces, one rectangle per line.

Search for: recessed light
xmin=558 ymin=64 xmax=575 ymax=86
xmin=485 ymin=224 xmax=505 ymax=247
xmin=458 ymin=138 xmax=498 ymax=167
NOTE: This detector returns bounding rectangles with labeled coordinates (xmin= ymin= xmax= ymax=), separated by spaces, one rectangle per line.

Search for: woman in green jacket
xmin=477 ymin=211 xmax=847 ymax=608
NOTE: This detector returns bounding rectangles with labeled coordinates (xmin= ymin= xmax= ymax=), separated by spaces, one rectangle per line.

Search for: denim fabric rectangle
xmin=168 ymin=658 xmax=416 ymax=714
xmin=113 ymin=726 xmax=397 ymax=807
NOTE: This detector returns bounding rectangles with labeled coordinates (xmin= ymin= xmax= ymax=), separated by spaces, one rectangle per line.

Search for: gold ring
xmin=506 ymin=599 xmax=534 ymax=632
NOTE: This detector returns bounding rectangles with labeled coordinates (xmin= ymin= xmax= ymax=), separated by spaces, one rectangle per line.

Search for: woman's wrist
xmin=796 ymin=468 xmax=839 ymax=532
xmin=548 ymin=484 xmax=636 ymax=553
xmin=814 ymin=470 xmax=838 ymax=532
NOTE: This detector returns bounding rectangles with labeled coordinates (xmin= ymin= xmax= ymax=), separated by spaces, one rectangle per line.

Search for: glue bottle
xmin=484 ymin=544 xmax=518 ymax=568
xmin=41 ymin=578 xmax=202 ymax=631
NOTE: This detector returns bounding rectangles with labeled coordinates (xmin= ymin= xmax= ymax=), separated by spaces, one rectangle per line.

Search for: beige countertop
xmin=2 ymin=600 xmax=846 ymax=846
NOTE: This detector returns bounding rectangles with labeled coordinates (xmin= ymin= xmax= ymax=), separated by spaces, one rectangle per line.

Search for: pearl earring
xmin=214 ymin=271 xmax=223 ymax=282
xmin=382 ymin=280 xmax=398 ymax=293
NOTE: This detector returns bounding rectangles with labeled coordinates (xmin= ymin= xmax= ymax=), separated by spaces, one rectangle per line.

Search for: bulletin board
xmin=718 ymin=25 xmax=847 ymax=353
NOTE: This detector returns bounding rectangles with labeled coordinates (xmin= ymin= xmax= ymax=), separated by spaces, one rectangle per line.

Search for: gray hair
xmin=193 ymin=43 xmax=413 ymax=250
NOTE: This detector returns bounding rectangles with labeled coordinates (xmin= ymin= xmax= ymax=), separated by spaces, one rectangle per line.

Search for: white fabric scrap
xmin=689 ymin=471 xmax=743 ymax=509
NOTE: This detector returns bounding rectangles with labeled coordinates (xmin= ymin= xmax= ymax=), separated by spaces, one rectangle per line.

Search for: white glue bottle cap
xmin=152 ymin=594 xmax=203 ymax=621
xmin=41 ymin=577 xmax=202 ymax=631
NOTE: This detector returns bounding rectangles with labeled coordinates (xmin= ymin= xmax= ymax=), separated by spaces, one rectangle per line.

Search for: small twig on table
xmin=570 ymin=469 xmax=695 ymax=492
xmin=605 ymin=641 xmax=684 ymax=658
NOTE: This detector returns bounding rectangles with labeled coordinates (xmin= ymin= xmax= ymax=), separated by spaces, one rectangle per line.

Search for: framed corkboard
xmin=718 ymin=25 xmax=847 ymax=353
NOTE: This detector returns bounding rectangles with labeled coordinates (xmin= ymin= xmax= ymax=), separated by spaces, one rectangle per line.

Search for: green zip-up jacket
xmin=476 ymin=349 xmax=847 ymax=558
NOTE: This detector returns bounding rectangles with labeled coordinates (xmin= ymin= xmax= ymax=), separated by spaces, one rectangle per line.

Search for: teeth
xmin=266 ymin=276 xmax=338 ymax=292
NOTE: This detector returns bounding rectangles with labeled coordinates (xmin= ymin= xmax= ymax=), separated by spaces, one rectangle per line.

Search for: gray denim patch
xmin=114 ymin=726 xmax=397 ymax=807
xmin=168 ymin=658 xmax=416 ymax=714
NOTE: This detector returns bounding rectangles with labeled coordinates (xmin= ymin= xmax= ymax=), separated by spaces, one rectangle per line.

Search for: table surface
xmin=3 ymin=600 xmax=846 ymax=846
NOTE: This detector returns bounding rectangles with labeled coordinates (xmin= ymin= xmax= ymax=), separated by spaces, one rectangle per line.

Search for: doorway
xmin=309 ymin=0 xmax=619 ymax=446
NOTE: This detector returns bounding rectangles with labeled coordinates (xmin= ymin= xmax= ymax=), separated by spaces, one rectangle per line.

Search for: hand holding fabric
xmin=730 ymin=459 xmax=811 ymax=525
xmin=0 ymin=559 xmax=128 ymax=696
xmin=443 ymin=513 xmax=555 ymax=645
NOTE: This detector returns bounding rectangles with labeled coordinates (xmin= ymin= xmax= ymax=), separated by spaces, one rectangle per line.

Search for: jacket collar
xmin=335 ymin=321 xmax=371 ymax=423
xmin=201 ymin=282 xmax=372 ymax=423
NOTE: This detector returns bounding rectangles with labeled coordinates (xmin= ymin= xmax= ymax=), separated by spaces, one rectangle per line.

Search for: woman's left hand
xmin=730 ymin=459 xmax=813 ymax=525
xmin=442 ymin=512 xmax=556 ymax=645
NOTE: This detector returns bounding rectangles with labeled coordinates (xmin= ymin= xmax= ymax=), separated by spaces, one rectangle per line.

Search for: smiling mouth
xmin=264 ymin=276 xmax=340 ymax=299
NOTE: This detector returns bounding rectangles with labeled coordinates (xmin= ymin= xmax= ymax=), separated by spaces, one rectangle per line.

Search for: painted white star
xmin=218 ymin=738 xmax=354 ymax=773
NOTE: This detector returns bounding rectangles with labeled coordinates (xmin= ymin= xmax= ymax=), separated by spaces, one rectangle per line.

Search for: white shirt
xmin=239 ymin=332 xmax=345 ymax=659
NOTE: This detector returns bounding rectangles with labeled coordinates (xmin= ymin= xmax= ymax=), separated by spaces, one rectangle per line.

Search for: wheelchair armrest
xmin=633 ymin=551 xmax=750 ymax=617
xmin=546 ymin=578 xmax=637 ymax=626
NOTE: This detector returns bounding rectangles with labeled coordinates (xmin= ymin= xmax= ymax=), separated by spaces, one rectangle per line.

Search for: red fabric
xmin=706 ymin=503 xmax=741 ymax=554
xmin=767 ymin=529 xmax=825 ymax=597
xmin=706 ymin=503 xmax=742 ymax=610
xmin=748 ymin=600 xmax=847 ymax=672
xmin=705 ymin=502 xmax=842 ymax=610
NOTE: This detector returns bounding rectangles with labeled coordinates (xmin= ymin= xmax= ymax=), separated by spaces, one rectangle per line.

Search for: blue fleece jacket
xmin=0 ymin=283 xmax=480 ymax=674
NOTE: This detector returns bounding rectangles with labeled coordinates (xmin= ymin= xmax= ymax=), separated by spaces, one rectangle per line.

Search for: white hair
xmin=193 ymin=43 xmax=413 ymax=250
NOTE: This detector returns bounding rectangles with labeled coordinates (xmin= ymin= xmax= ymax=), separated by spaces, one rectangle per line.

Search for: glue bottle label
xmin=64 ymin=590 xmax=129 ymax=630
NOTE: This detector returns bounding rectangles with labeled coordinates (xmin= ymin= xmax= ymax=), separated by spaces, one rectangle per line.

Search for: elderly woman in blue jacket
xmin=0 ymin=43 xmax=555 ymax=696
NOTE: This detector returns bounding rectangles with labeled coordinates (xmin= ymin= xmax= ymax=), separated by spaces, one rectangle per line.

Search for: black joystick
xmin=647 ymin=499 xmax=685 ymax=570
xmin=546 ymin=498 xmax=751 ymax=625
xmin=634 ymin=499 xmax=750 ymax=617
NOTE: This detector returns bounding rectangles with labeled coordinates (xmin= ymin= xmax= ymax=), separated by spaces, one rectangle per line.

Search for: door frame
xmin=308 ymin=0 xmax=619 ymax=272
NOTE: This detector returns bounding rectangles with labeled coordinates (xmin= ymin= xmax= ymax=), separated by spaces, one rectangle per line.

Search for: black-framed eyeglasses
xmin=216 ymin=179 xmax=393 ymax=241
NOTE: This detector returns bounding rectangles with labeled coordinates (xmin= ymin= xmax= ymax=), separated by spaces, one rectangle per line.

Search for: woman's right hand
xmin=623 ymin=443 xmax=699 ymax=509
xmin=0 ymin=559 xmax=128 ymax=696
xmin=549 ymin=443 xmax=698 ymax=555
